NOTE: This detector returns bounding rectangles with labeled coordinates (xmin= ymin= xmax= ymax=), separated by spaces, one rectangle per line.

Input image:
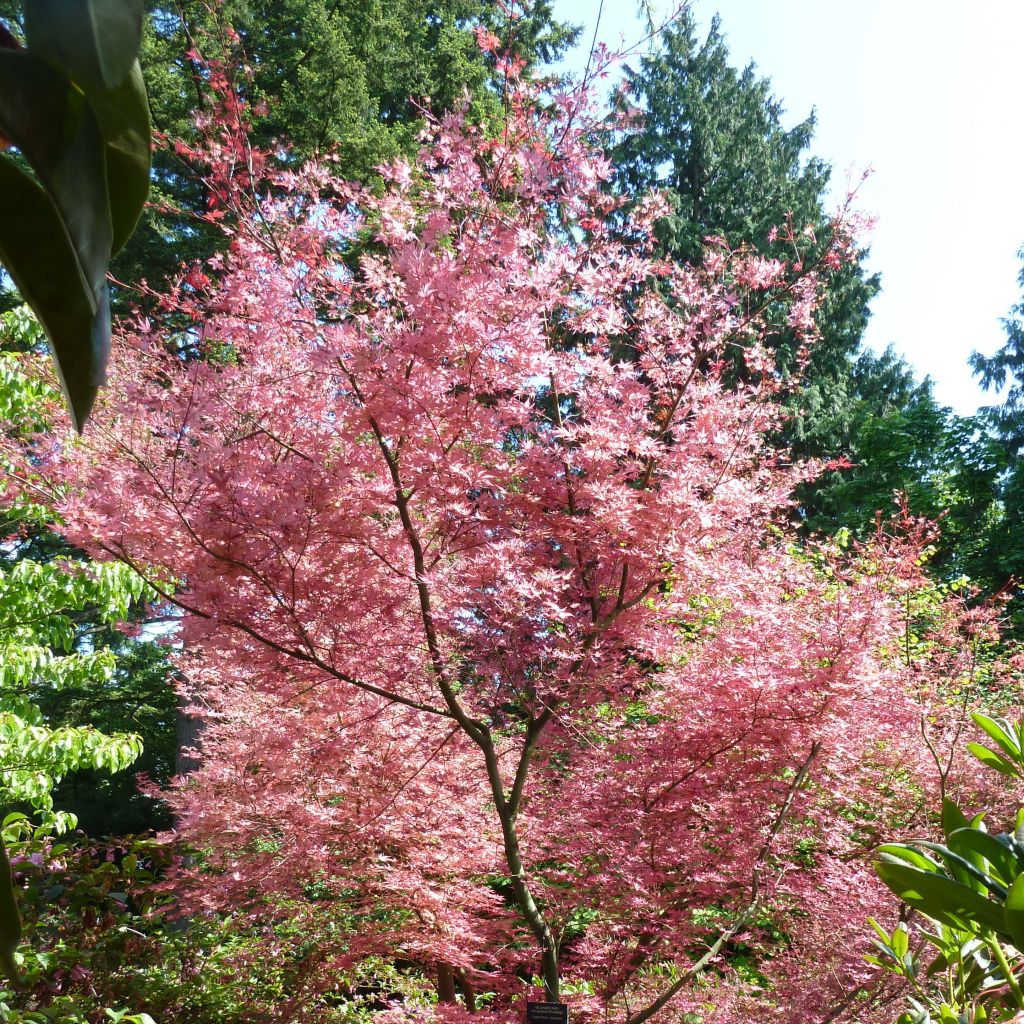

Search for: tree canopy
xmin=9 ymin=65 xmax=1006 ymax=1022
xmin=0 ymin=6 xmax=1021 ymax=1023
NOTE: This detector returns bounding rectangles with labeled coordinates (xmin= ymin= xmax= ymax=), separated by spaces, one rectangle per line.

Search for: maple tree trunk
xmin=485 ymin=739 xmax=560 ymax=1001
xmin=175 ymin=700 xmax=204 ymax=777
xmin=436 ymin=963 xmax=457 ymax=1003
xmin=377 ymin=427 xmax=563 ymax=1001
xmin=458 ymin=970 xmax=478 ymax=1012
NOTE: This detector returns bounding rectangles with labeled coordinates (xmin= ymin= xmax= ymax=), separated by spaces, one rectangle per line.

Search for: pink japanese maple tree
xmin=17 ymin=57 xmax=996 ymax=1023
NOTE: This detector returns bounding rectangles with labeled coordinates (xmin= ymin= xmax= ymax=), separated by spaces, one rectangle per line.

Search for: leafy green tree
xmin=0 ymin=551 xmax=149 ymax=831
xmin=969 ymin=252 xmax=1024 ymax=628
xmin=800 ymin=347 xmax=1005 ymax=577
xmin=0 ymin=308 xmax=167 ymax=978
xmin=32 ymin=635 xmax=178 ymax=837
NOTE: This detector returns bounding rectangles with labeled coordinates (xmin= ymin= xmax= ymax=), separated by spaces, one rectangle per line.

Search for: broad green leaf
xmin=1004 ymin=874 xmax=1024 ymax=950
xmin=941 ymin=798 xmax=970 ymax=841
xmin=24 ymin=0 xmax=144 ymax=92
xmin=0 ymin=47 xmax=116 ymax=428
xmin=966 ymin=742 xmax=1019 ymax=778
xmin=0 ymin=160 xmax=107 ymax=428
xmin=0 ymin=49 xmax=112 ymax=304
xmin=948 ymin=828 xmax=1021 ymax=888
xmin=878 ymin=844 xmax=944 ymax=872
xmin=875 ymin=859 xmax=1006 ymax=935
xmin=972 ymin=713 xmax=1021 ymax=760
xmin=82 ymin=60 xmax=151 ymax=254
xmin=916 ymin=841 xmax=1008 ymax=899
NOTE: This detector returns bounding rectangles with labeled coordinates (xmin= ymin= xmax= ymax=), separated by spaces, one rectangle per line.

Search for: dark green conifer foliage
xmin=614 ymin=14 xmax=828 ymax=268
xmin=973 ymin=252 xmax=1024 ymax=455
xmin=121 ymin=0 xmax=575 ymax=292
xmin=969 ymin=252 xmax=1024 ymax=626
xmin=0 ymin=0 xmax=576 ymax=299
xmin=611 ymin=11 xmax=877 ymax=394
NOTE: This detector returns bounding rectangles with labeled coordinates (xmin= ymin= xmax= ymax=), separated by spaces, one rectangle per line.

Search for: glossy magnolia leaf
xmin=0 ymin=48 xmax=112 ymax=304
xmin=972 ymin=712 xmax=1022 ymax=760
xmin=948 ymin=828 xmax=1022 ymax=889
xmin=0 ymin=47 xmax=113 ymax=428
xmin=915 ymin=841 xmax=1008 ymax=899
xmin=1004 ymin=874 xmax=1024 ymax=951
xmin=0 ymin=833 xmax=20 ymax=985
xmin=966 ymin=741 xmax=1020 ymax=777
xmin=0 ymin=45 xmax=113 ymax=423
xmin=0 ymin=29 xmax=150 ymax=429
xmin=23 ymin=0 xmax=144 ymax=93
xmin=878 ymin=844 xmax=944 ymax=873
xmin=875 ymin=857 xmax=1006 ymax=935
xmin=17 ymin=12 xmax=150 ymax=256
xmin=0 ymin=160 xmax=107 ymax=429
xmin=80 ymin=60 xmax=151 ymax=255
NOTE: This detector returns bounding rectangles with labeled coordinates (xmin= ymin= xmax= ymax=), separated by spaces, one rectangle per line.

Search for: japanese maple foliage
xmin=18 ymin=60 xmax=998 ymax=1023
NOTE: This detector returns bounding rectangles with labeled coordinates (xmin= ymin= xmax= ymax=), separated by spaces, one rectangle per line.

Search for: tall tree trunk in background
xmin=175 ymin=700 xmax=204 ymax=776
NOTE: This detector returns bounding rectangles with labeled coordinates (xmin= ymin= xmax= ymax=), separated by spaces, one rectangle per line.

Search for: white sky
xmin=552 ymin=0 xmax=1024 ymax=415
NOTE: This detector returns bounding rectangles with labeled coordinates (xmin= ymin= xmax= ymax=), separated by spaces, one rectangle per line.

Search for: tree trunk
xmin=436 ymin=963 xmax=457 ymax=1003
xmin=457 ymin=969 xmax=477 ymax=1011
xmin=175 ymin=699 xmax=204 ymax=777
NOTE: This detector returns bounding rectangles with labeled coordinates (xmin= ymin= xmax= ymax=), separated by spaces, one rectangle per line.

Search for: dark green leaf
xmin=875 ymin=859 xmax=1006 ymax=935
xmin=82 ymin=60 xmax=151 ymax=254
xmin=948 ymin=828 xmax=1022 ymax=888
xmin=23 ymin=0 xmax=144 ymax=92
xmin=1003 ymin=874 xmax=1024 ymax=950
xmin=915 ymin=841 xmax=1008 ymax=899
xmin=0 ymin=47 xmax=112 ymax=305
xmin=0 ymin=160 xmax=107 ymax=428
